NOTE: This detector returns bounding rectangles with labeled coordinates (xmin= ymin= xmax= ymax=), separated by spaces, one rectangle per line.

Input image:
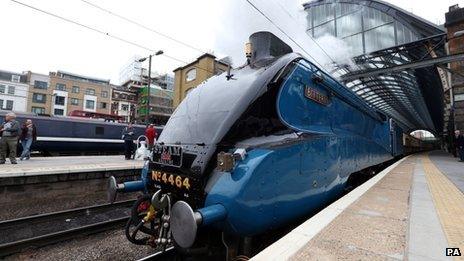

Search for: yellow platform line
xmin=422 ymin=154 xmax=464 ymax=259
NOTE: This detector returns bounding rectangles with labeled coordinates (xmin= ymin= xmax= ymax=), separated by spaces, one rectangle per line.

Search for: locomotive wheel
xmin=125 ymin=194 xmax=160 ymax=245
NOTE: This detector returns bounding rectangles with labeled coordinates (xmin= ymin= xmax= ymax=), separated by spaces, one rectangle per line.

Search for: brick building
xmin=48 ymin=71 xmax=112 ymax=116
xmin=445 ymin=4 xmax=464 ymax=130
xmin=110 ymin=84 xmax=138 ymax=123
xmin=173 ymin=53 xmax=229 ymax=108
xmin=26 ymin=71 xmax=50 ymax=115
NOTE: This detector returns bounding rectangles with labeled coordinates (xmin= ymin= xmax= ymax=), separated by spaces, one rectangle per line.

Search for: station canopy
xmin=303 ymin=0 xmax=457 ymax=134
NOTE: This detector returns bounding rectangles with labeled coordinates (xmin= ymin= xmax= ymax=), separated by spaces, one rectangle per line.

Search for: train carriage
xmin=0 ymin=111 xmax=159 ymax=155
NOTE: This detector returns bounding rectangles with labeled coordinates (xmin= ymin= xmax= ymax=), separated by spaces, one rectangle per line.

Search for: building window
xmin=186 ymin=68 xmax=197 ymax=82
xmin=71 ymin=98 xmax=79 ymax=106
xmin=0 ymin=99 xmax=3 ymax=109
xmin=121 ymin=104 xmax=129 ymax=111
xmin=101 ymin=91 xmax=108 ymax=98
xmin=72 ymin=86 xmax=80 ymax=93
xmin=86 ymin=88 xmax=96 ymax=95
xmin=336 ymin=11 xmax=362 ymax=38
xmin=100 ymin=102 xmax=107 ymax=109
xmin=34 ymin=80 xmax=48 ymax=89
xmin=56 ymin=83 xmax=66 ymax=91
xmin=343 ymin=33 xmax=363 ymax=56
xmin=32 ymin=93 xmax=47 ymax=103
xmin=32 ymin=107 xmax=45 ymax=114
xmin=363 ymin=7 xmax=393 ymax=31
xmin=55 ymin=96 xmax=65 ymax=105
xmin=313 ymin=20 xmax=335 ymax=38
xmin=364 ymin=23 xmax=395 ymax=53
xmin=0 ymin=85 xmax=4 ymax=93
xmin=95 ymin=126 xmax=104 ymax=135
xmin=54 ymin=108 xmax=64 ymax=115
xmin=6 ymin=100 xmax=13 ymax=110
xmin=85 ymin=100 xmax=95 ymax=109
xmin=11 ymin=75 xmax=20 ymax=83
xmin=7 ymin=86 xmax=15 ymax=95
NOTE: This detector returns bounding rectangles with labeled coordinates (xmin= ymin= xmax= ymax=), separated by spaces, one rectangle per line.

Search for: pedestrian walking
xmin=145 ymin=124 xmax=158 ymax=150
xmin=0 ymin=112 xmax=20 ymax=164
xmin=19 ymin=119 xmax=37 ymax=160
xmin=122 ymin=123 xmax=135 ymax=160
xmin=456 ymin=130 xmax=464 ymax=162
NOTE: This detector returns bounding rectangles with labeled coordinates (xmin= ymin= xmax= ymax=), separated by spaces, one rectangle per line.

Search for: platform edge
xmin=251 ymin=156 xmax=410 ymax=261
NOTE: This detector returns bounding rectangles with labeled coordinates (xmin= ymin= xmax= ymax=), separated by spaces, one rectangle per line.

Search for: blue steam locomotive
xmin=109 ymin=32 xmax=404 ymax=258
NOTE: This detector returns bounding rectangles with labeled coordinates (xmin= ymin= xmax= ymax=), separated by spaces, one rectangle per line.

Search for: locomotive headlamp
xmin=245 ymin=42 xmax=253 ymax=59
xmin=233 ymin=148 xmax=247 ymax=161
xmin=217 ymin=152 xmax=235 ymax=172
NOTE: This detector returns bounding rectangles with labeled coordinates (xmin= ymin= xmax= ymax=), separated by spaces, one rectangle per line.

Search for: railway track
xmin=0 ymin=199 xmax=135 ymax=257
xmin=136 ymin=246 xmax=176 ymax=261
xmin=0 ymin=160 xmax=398 ymax=259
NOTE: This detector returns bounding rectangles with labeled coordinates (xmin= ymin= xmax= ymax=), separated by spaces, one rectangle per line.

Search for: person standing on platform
xmin=452 ymin=130 xmax=459 ymax=157
xmin=19 ymin=119 xmax=37 ymax=160
xmin=0 ymin=112 xmax=20 ymax=164
xmin=456 ymin=130 xmax=464 ymax=162
xmin=145 ymin=124 xmax=158 ymax=150
xmin=122 ymin=123 xmax=135 ymax=160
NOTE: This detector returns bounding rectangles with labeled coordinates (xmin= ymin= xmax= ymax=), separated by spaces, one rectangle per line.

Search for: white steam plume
xmin=212 ymin=0 xmax=356 ymax=74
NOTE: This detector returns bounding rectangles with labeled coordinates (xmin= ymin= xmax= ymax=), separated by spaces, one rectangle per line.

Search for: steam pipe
xmin=108 ymin=177 xmax=145 ymax=203
xmin=121 ymin=180 xmax=145 ymax=192
xmin=107 ymin=162 xmax=150 ymax=203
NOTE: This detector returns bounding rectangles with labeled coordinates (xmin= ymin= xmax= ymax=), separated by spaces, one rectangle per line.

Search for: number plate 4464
xmin=152 ymin=170 xmax=191 ymax=190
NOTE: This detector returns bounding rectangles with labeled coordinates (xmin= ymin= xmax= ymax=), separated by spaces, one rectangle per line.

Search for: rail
xmin=0 ymin=200 xmax=135 ymax=257
xmin=136 ymin=246 xmax=176 ymax=261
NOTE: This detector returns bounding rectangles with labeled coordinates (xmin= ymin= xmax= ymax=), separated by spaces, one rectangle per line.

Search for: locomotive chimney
xmin=247 ymin=31 xmax=293 ymax=67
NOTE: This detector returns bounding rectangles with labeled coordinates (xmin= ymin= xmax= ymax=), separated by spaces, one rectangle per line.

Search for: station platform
xmin=253 ymin=151 xmax=464 ymax=261
xmin=0 ymin=156 xmax=144 ymax=178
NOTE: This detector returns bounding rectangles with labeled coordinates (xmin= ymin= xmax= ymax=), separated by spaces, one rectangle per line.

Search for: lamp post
xmin=138 ymin=50 xmax=163 ymax=123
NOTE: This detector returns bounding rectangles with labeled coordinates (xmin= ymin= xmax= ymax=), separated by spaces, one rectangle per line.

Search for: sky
xmin=0 ymin=0 xmax=462 ymax=84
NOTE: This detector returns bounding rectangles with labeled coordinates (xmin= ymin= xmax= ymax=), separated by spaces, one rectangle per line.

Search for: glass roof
xmin=331 ymin=35 xmax=446 ymax=133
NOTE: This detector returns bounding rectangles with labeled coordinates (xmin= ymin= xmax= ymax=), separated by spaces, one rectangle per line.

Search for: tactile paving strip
xmin=423 ymin=154 xmax=464 ymax=259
